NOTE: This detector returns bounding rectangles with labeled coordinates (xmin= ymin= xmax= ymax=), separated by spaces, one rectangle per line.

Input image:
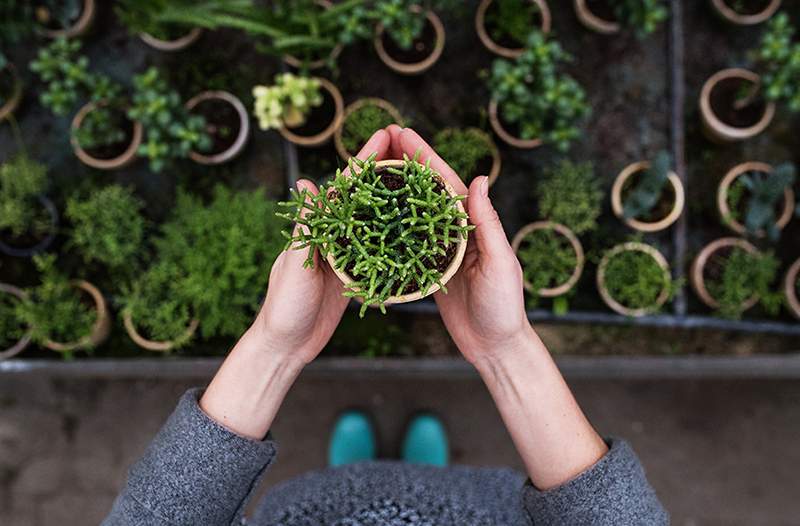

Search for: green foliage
xmin=0 ymin=155 xmax=49 ymax=238
xmin=622 ymin=151 xmax=672 ymax=220
xmin=375 ymin=0 xmax=424 ymax=50
xmin=603 ymin=247 xmax=672 ymax=311
xmin=536 ymin=161 xmax=602 ymax=235
xmin=485 ymin=0 xmax=541 ymax=46
xmin=65 ymin=185 xmax=146 ymax=270
xmin=0 ymin=290 xmax=24 ymax=348
xmin=433 ymin=128 xmax=494 ymax=183
xmin=342 ymin=102 xmax=399 ymax=153
xmin=755 ymin=13 xmax=800 ymax=112
xmin=729 ymin=163 xmax=796 ymax=240
xmin=280 ymin=154 xmax=472 ymax=317
xmin=0 ymin=0 xmax=35 ymax=69
xmin=610 ymin=0 xmax=668 ymax=38
xmin=516 ymin=228 xmax=577 ymax=297
xmin=252 ymin=73 xmax=322 ymax=130
xmin=706 ymin=248 xmax=782 ymax=319
xmin=487 ymin=31 xmax=590 ymax=151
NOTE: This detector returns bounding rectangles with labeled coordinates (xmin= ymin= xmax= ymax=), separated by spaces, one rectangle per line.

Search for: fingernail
xmin=480 ymin=176 xmax=489 ymax=197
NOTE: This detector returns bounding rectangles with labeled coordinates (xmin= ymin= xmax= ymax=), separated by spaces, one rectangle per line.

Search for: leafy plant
xmin=516 ymin=227 xmax=577 ymax=304
xmin=0 ymin=155 xmax=50 ymax=239
xmin=279 ymin=154 xmax=472 ymax=317
xmin=342 ymin=102 xmax=399 ymax=154
xmin=433 ymin=128 xmax=494 ymax=183
xmin=485 ymin=0 xmax=542 ymax=46
xmin=622 ymin=151 xmax=672 ymax=221
xmin=375 ymin=0 xmax=425 ymax=49
xmin=486 ymin=30 xmax=590 ymax=151
xmin=725 ymin=163 xmax=796 ymax=240
xmin=706 ymin=247 xmax=782 ymax=319
xmin=536 ymin=161 xmax=602 ymax=235
xmin=754 ymin=12 xmax=800 ymax=112
xmin=252 ymin=73 xmax=323 ymax=130
xmin=603 ymin=247 xmax=674 ymax=311
xmin=0 ymin=289 xmax=25 ymax=348
xmin=610 ymin=0 xmax=668 ymax=38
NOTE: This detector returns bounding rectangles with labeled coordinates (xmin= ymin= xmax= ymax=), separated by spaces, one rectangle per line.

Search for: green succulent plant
xmin=706 ymin=247 xmax=782 ymax=319
xmin=252 ymin=73 xmax=323 ymax=130
xmin=341 ymin=102 xmax=401 ymax=154
xmin=725 ymin=163 xmax=796 ymax=240
xmin=622 ymin=151 xmax=673 ymax=221
xmin=610 ymin=0 xmax=668 ymax=38
xmin=516 ymin=227 xmax=578 ymax=312
xmin=433 ymin=128 xmax=494 ymax=184
xmin=754 ymin=12 xmax=800 ymax=112
xmin=0 ymin=155 xmax=50 ymax=239
xmin=535 ymin=161 xmax=603 ymax=235
xmin=602 ymin=246 xmax=675 ymax=312
xmin=375 ymin=0 xmax=425 ymax=50
xmin=485 ymin=0 xmax=542 ymax=47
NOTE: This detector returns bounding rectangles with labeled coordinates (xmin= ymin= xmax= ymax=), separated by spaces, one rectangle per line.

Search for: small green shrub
xmin=706 ymin=248 xmax=782 ymax=319
xmin=0 ymin=290 xmax=25 ymax=348
xmin=536 ymin=161 xmax=603 ymax=235
xmin=623 ymin=151 xmax=672 ymax=221
xmin=252 ymin=73 xmax=323 ymax=130
xmin=610 ymin=0 xmax=668 ymax=38
xmin=433 ymin=128 xmax=494 ymax=183
xmin=725 ymin=163 xmax=796 ymax=240
xmin=517 ymin=228 xmax=577 ymax=294
xmin=485 ymin=0 xmax=541 ymax=46
xmin=603 ymin=247 xmax=672 ymax=311
xmin=0 ymin=155 xmax=49 ymax=239
xmin=342 ymin=102 xmax=399 ymax=154
xmin=375 ymin=0 xmax=424 ymax=50
xmin=754 ymin=13 xmax=800 ymax=112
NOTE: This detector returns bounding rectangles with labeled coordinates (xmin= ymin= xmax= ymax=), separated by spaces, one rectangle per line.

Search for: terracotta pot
xmin=476 ymin=0 xmax=551 ymax=58
xmin=573 ymin=0 xmax=621 ymax=34
xmin=334 ymin=97 xmax=404 ymax=161
xmin=140 ymin=27 xmax=203 ymax=52
xmin=284 ymin=0 xmax=343 ymax=70
xmin=710 ymin=0 xmax=781 ymax=25
xmin=70 ymin=101 xmax=143 ymax=170
xmin=611 ymin=161 xmax=685 ymax=232
xmin=597 ymin=242 xmax=672 ymax=317
xmin=488 ymin=100 xmax=542 ymax=149
xmin=123 ymin=310 xmax=199 ymax=352
xmin=0 ymin=63 xmax=23 ymax=121
xmin=186 ymin=91 xmax=250 ymax=165
xmin=784 ymin=257 xmax=800 ymax=320
xmin=690 ymin=237 xmax=760 ymax=312
xmin=278 ymin=78 xmax=344 ymax=147
xmin=374 ymin=6 xmax=445 ymax=75
xmin=511 ymin=221 xmax=584 ymax=297
xmin=0 ymin=283 xmax=32 ymax=361
xmin=0 ymin=195 xmax=58 ymax=258
xmin=43 ymin=280 xmax=111 ymax=353
xmin=717 ymin=161 xmax=795 ymax=237
xmin=41 ymin=0 xmax=96 ymax=38
xmin=325 ymin=159 xmax=469 ymax=306
xmin=699 ymin=68 xmax=775 ymax=142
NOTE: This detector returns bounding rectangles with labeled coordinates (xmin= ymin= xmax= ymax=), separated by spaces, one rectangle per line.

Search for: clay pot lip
xmin=283 ymin=0 xmax=343 ymax=70
xmin=488 ymin=100 xmax=542 ymax=149
xmin=511 ymin=221 xmax=585 ymax=297
xmin=699 ymin=68 xmax=776 ymax=142
xmin=476 ymin=0 xmax=552 ymax=58
xmin=573 ymin=0 xmax=621 ymax=34
xmin=334 ymin=97 xmax=404 ymax=161
xmin=374 ymin=6 xmax=445 ymax=75
xmin=0 ymin=283 xmax=32 ymax=361
xmin=70 ymin=101 xmax=143 ymax=171
xmin=123 ymin=309 xmax=200 ymax=352
xmin=139 ymin=27 xmax=203 ymax=52
xmin=41 ymin=0 xmax=96 ymax=39
xmin=717 ymin=161 xmax=796 ymax=238
xmin=597 ymin=242 xmax=672 ymax=317
xmin=611 ymin=160 xmax=685 ymax=233
xmin=43 ymin=280 xmax=111 ymax=353
xmin=185 ymin=90 xmax=250 ymax=165
xmin=710 ymin=0 xmax=782 ymax=25
xmin=690 ymin=237 xmax=760 ymax=311
xmin=0 ymin=194 xmax=59 ymax=258
xmin=324 ymin=159 xmax=469 ymax=306
xmin=0 ymin=62 xmax=23 ymax=121
xmin=279 ymin=77 xmax=344 ymax=147
xmin=784 ymin=257 xmax=800 ymax=320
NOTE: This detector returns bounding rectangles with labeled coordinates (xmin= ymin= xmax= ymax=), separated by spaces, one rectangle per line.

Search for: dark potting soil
xmin=467 ymin=154 xmax=495 ymax=184
xmin=709 ymin=77 xmax=768 ymax=128
xmin=34 ymin=2 xmax=82 ymax=31
xmin=191 ymin=98 xmax=241 ymax=155
xmin=723 ymin=0 xmax=775 ymax=15
xmin=485 ymin=0 xmax=545 ymax=49
xmin=622 ymin=173 xmax=677 ymax=223
xmin=286 ymin=87 xmax=337 ymax=137
xmin=0 ymin=67 xmax=14 ymax=104
xmin=84 ymin=108 xmax=136 ymax=160
xmin=586 ymin=0 xmax=619 ymax=22
xmin=381 ymin=18 xmax=437 ymax=65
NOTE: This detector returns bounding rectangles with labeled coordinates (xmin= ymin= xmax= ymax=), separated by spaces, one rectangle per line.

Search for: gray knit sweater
xmin=103 ymin=389 xmax=668 ymax=525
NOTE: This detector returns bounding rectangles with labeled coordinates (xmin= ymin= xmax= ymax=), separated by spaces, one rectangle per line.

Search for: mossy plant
xmin=0 ymin=154 xmax=50 ymax=239
xmin=602 ymin=247 xmax=673 ymax=312
xmin=623 ymin=151 xmax=672 ymax=221
xmin=706 ymin=247 xmax=782 ymax=319
xmin=517 ymin=227 xmax=577 ymax=313
xmin=754 ymin=13 xmax=800 ymax=112
xmin=610 ymin=0 xmax=668 ymax=38
xmin=433 ymin=128 xmax=494 ymax=184
xmin=535 ymin=161 xmax=602 ymax=235
xmin=280 ymin=154 xmax=472 ymax=316
xmin=341 ymin=102 xmax=398 ymax=154
xmin=252 ymin=73 xmax=322 ymax=130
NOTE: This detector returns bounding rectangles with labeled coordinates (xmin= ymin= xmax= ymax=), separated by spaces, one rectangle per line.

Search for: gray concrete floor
xmin=1 ymin=372 xmax=798 ymax=525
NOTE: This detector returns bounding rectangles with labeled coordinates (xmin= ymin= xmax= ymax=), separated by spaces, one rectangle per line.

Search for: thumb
xmin=289 ymin=179 xmax=321 ymax=266
xmin=467 ymin=176 xmax=513 ymax=259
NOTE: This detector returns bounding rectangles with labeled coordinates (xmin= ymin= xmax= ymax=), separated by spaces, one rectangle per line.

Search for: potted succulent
xmin=372 ymin=1 xmax=446 ymax=75
xmin=36 ymin=0 xmax=96 ymax=39
xmin=535 ymin=160 xmax=604 ymax=235
xmin=185 ymin=91 xmax=250 ymax=165
xmin=710 ymin=0 xmax=782 ymax=26
xmin=611 ymin=151 xmax=685 ymax=233
xmin=116 ymin=0 xmax=203 ymax=51
xmin=475 ymin=0 xmax=551 ymax=58
xmin=334 ymin=97 xmax=404 ymax=160
xmin=0 ymin=61 xmax=23 ymax=121
xmin=254 ymin=73 xmax=344 ymax=147
xmin=280 ymin=154 xmax=472 ymax=317
xmin=486 ymin=30 xmax=590 ymax=150
xmin=0 ymin=155 xmax=58 ymax=258
xmin=433 ymin=127 xmax=501 ymax=186
xmin=785 ymin=257 xmax=800 ymax=320
xmin=691 ymin=237 xmax=782 ymax=319
xmin=0 ymin=283 xmax=31 ymax=360
xmin=597 ymin=242 xmax=675 ymax=317
xmin=573 ymin=0 xmax=668 ymax=37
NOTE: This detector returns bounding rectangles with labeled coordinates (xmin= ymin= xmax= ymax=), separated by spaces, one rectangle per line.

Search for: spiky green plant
xmin=433 ymin=128 xmax=494 ymax=183
xmin=536 ymin=161 xmax=602 ymax=235
xmin=725 ymin=163 xmax=796 ymax=240
xmin=602 ymin=246 xmax=674 ymax=312
xmin=0 ymin=155 xmax=50 ymax=239
xmin=279 ymin=154 xmax=472 ymax=316
xmin=623 ymin=151 xmax=673 ymax=221
xmin=754 ymin=13 xmax=800 ymax=112
xmin=341 ymin=102 xmax=401 ymax=154
xmin=706 ymin=248 xmax=782 ymax=319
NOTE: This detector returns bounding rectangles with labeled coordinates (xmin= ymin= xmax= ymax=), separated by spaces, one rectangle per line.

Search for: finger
xmin=467 ymin=176 xmax=514 ymax=259
xmin=385 ymin=123 xmax=404 ymax=159
xmin=399 ymin=128 xmax=468 ymax=195
xmin=289 ymin=179 xmax=321 ymax=265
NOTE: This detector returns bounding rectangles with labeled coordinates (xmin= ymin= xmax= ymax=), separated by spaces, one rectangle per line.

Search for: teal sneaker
xmin=328 ymin=410 xmax=377 ymax=467
xmin=401 ymin=413 xmax=449 ymax=467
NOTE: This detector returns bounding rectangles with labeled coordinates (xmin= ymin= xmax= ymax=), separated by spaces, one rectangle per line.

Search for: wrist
xmin=469 ymin=324 xmax=546 ymax=376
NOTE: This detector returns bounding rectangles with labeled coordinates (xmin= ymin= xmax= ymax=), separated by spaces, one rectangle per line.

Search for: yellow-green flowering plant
xmin=252 ymin=73 xmax=322 ymax=130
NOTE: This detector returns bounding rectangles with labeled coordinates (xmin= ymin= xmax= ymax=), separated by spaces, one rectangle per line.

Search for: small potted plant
xmin=597 ymin=242 xmax=675 ymax=317
xmin=785 ymin=257 xmax=800 ymax=320
xmin=535 ymin=160 xmax=604 ymax=235
xmin=283 ymin=0 xmax=344 ymax=69
xmin=433 ymin=127 xmax=501 ymax=186
xmin=486 ymin=30 xmax=590 ymax=150
xmin=0 ymin=155 xmax=58 ymax=258
xmin=185 ymin=91 xmax=250 ymax=165
xmin=710 ymin=0 xmax=782 ymax=26
xmin=253 ymin=73 xmax=344 ymax=147
xmin=611 ymin=151 xmax=685 ymax=233
xmin=691 ymin=237 xmax=782 ymax=319
xmin=280 ymin=154 xmax=472 ymax=317
xmin=116 ymin=0 xmax=203 ymax=51
xmin=36 ymin=0 xmax=96 ymax=39
xmin=717 ymin=161 xmax=796 ymax=239
xmin=372 ymin=1 xmax=446 ymax=75
xmin=475 ymin=0 xmax=551 ymax=58
xmin=0 ymin=61 xmax=23 ymax=121
xmin=573 ymin=0 xmax=668 ymax=37
xmin=0 ymin=283 xmax=31 ymax=360
xmin=334 ymin=97 xmax=404 ymax=160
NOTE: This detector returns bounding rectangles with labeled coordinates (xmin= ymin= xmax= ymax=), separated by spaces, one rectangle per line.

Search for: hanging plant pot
xmin=717 ymin=161 xmax=795 ymax=237
xmin=597 ymin=242 xmax=672 ymax=317
xmin=334 ymin=97 xmax=404 ymax=161
xmin=488 ymin=100 xmax=542 ymax=149
xmin=710 ymin=0 xmax=781 ymax=25
xmin=511 ymin=221 xmax=584 ymax=297
xmin=785 ymin=257 xmax=800 ymax=320
xmin=699 ymin=68 xmax=775 ymax=142
xmin=691 ymin=237 xmax=760 ymax=312
xmin=278 ymin=78 xmax=344 ymax=147
xmin=70 ymin=101 xmax=143 ymax=170
xmin=123 ymin=310 xmax=199 ymax=352
xmin=38 ymin=0 xmax=96 ymax=39
xmin=43 ymin=280 xmax=111 ymax=353
xmin=0 ymin=283 xmax=32 ymax=361
xmin=0 ymin=195 xmax=58 ymax=258
xmin=475 ymin=0 xmax=552 ymax=58
xmin=186 ymin=91 xmax=250 ymax=165
xmin=0 ymin=63 xmax=23 ymax=121
xmin=573 ymin=0 xmax=621 ymax=34
xmin=140 ymin=27 xmax=203 ymax=52
xmin=284 ymin=0 xmax=343 ymax=70
xmin=611 ymin=161 xmax=685 ymax=232
xmin=374 ymin=5 xmax=445 ymax=75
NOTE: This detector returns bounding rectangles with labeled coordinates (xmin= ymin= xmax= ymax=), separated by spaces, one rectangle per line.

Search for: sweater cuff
xmin=124 ymin=388 xmax=277 ymax=525
xmin=522 ymin=439 xmax=668 ymax=526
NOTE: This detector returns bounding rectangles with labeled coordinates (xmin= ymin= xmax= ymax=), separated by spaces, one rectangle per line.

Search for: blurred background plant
xmin=252 ymin=73 xmax=322 ymax=130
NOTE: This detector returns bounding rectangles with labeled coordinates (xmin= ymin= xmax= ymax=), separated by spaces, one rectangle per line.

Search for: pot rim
xmin=785 ymin=257 xmax=800 ymax=320
xmin=279 ymin=77 xmax=344 ymax=147
xmin=334 ymin=97 xmax=405 ymax=161
xmin=0 ymin=283 xmax=32 ymax=361
xmin=0 ymin=194 xmax=59 ymax=258
xmin=488 ymin=100 xmax=543 ymax=149
xmin=0 ymin=62 xmax=23 ymax=121
xmin=475 ymin=0 xmax=552 ymax=58
xmin=186 ymin=90 xmax=251 ymax=165
xmin=511 ymin=221 xmax=585 ymax=297
xmin=140 ymin=27 xmax=203 ymax=52
xmin=123 ymin=309 xmax=200 ymax=352
xmin=70 ymin=101 xmax=143 ymax=170
xmin=573 ymin=0 xmax=621 ymax=34
xmin=699 ymin=68 xmax=776 ymax=142
xmin=597 ymin=242 xmax=672 ymax=317
xmin=284 ymin=0 xmax=343 ymax=70
xmin=710 ymin=0 xmax=782 ymax=25
xmin=42 ymin=0 xmax=96 ymax=39
xmin=44 ymin=280 xmax=111 ymax=353
xmin=690 ymin=237 xmax=760 ymax=311
xmin=374 ymin=6 xmax=445 ymax=75
xmin=611 ymin=160 xmax=685 ymax=232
